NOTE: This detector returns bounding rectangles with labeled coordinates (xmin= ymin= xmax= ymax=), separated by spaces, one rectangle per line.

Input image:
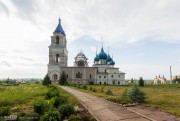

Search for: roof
xmin=54 ymin=18 xmax=65 ymax=35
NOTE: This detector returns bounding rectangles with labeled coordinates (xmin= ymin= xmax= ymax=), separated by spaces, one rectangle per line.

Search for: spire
xmin=58 ymin=17 xmax=61 ymax=24
xmin=54 ymin=18 xmax=65 ymax=35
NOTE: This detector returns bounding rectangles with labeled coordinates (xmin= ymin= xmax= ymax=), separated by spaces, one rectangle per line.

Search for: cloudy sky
xmin=0 ymin=0 xmax=180 ymax=80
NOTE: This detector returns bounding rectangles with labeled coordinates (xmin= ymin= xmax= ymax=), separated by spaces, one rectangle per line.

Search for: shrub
xmin=69 ymin=114 xmax=81 ymax=121
xmin=0 ymin=106 xmax=10 ymax=116
xmin=127 ymin=84 xmax=146 ymax=103
xmin=34 ymin=100 xmax=47 ymax=115
xmin=92 ymin=87 xmax=97 ymax=92
xmin=105 ymin=89 xmax=113 ymax=95
xmin=42 ymin=74 xmax=51 ymax=86
xmin=59 ymin=104 xmax=75 ymax=119
xmin=138 ymin=77 xmax=144 ymax=87
xmin=50 ymin=96 xmax=67 ymax=107
xmin=40 ymin=110 xmax=61 ymax=121
xmin=118 ymin=88 xmax=131 ymax=104
xmin=89 ymin=87 xmax=93 ymax=90
xmin=46 ymin=87 xmax=60 ymax=99
xmin=82 ymin=85 xmax=88 ymax=90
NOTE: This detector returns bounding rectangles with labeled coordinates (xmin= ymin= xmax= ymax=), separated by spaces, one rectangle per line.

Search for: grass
xmin=69 ymin=84 xmax=180 ymax=117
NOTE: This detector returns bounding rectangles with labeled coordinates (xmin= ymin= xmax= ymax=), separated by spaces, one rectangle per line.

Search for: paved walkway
xmin=60 ymin=86 xmax=180 ymax=121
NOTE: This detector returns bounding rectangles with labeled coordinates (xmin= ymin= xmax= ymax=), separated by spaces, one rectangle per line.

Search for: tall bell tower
xmin=48 ymin=18 xmax=68 ymax=84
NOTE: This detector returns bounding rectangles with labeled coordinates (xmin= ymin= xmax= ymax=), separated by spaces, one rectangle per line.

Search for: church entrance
xmin=53 ymin=74 xmax=58 ymax=84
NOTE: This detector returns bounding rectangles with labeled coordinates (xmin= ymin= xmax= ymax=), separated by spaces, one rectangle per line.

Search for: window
xmin=89 ymin=74 xmax=92 ymax=79
xmin=104 ymin=82 xmax=106 ymax=85
xmin=53 ymin=74 xmax=58 ymax=80
xmin=119 ymin=75 xmax=120 ymax=77
xmin=56 ymin=36 xmax=59 ymax=44
xmin=76 ymin=72 xmax=82 ymax=78
xmin=104 ymin=76 xmax=106 ymax=78
xmin=99 ymin=82 xmax=101 ymax=85
xmin=111 ymin=75 xmax=113 ymax=78
xmin=118 ymin=81 xmax=120 ymax=85
xmin=66 ymin=74 xmax=68 ymax=78
xmin=55 ymin=54 xmax=60 ymax=62
xmin=99 ymin=76 xmax=101 ymax=78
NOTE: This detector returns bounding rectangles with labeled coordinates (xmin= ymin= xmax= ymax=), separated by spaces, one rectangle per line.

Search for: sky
xmin=0 ymin=0 xmax=180 ymax=80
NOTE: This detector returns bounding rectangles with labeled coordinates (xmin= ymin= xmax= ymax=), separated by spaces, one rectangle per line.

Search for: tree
xmin=127 ymin=84 xmax=146 ymax=103
xmin=172 ymin=76 xmax=180 ymax=83
xmin=138 ymin=77 xmax=144 ymax=87
xmin=42 ymin=74 xmax=51 ymax=86
xmin=59 ymin=71 xmax=67 ymax=85
xmin=131 ymin=78 xmax=134 ymax=83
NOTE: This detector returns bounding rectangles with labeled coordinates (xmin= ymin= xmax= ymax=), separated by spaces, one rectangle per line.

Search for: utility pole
xmin=170 ymin=66 xmax=172 ymax=83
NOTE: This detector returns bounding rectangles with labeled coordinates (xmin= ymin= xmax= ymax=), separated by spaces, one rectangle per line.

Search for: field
xmin=0 ymin=84 xmax=78 ymax=114
xmin=69 ymin=84 xmax=180 ymax=117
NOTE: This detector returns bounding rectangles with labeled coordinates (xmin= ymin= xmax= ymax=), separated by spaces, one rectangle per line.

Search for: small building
xmin=153 ymin=75 xmax=166 ymax=84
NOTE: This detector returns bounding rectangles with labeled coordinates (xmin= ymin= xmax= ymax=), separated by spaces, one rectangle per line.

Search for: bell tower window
xmin=55 ymin=54 xmax=60 ymax=62
xmin=56 ymin=36 xmax=59 ymax=44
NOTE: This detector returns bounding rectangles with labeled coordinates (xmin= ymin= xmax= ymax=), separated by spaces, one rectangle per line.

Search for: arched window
xmin=99 ymin=82 xmax=101 ymax=85
xmin=53 ymin=74 xmax=58 ymax=80
xmin=76 ymin=72 xmax=82 ymax=78
xmin=56 ymin=36 xmax=59 ymax=44
xmin=55 ymin=54 xmax=60 ymax=62
xmin=89 ymin=74 xmax=92 ymax=79
xmin=111 ymin=75 xmax=113 ymax=78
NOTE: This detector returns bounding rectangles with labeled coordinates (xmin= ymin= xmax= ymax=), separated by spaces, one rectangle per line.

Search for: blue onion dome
xmin=110 ymin=60 xmax=115 ymax=65
xmin=106 ymin=54 xmax=112 ymax=62
xmin=94 ymin=54 xmax=100 ymax=61
xmin=98 ymin=47 xmax=107 ymax=59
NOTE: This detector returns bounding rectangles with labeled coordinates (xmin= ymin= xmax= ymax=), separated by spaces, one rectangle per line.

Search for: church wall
xmin=61 ymin=67 xmax=97 ymax=84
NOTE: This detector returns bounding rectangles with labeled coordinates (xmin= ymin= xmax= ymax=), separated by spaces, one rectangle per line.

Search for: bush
xmin=89 ymin=87 xmax=93 ymax=90
xmin=127 ymin=84 xmax=146 ymax=103
xmin=118 ymin=89 xmax=131 ymax=104
xmin=59 ymin=104 xmax=75 ymax=119
xmin=0 ymin=106 xmax=10 ymax=116
xmin=42 ymin=74 xmax=51 ymax=86
xmin=105 ymin=89 xmax=113 ymax=95
xmin=68 ymin=114 xmax=81 ymax=121
xmin=40 ymin=110 xmax=61 ymax=121
xmin=82 ymin=85 xmax=88 ymax=90
xmin=92 ymin=87 xmax=97 ymax=92
xmin=138 ymin=77 xmax=144 ymax=87
xmin=46 ymin=87 xmax=60 ymax=99
xmin=100 ymin=87 xmax=104 ymax=93
xmin=34 ymin=100 xmax=47 ymax=115
xmin=50 ymin=96 xmax=67 ymax=107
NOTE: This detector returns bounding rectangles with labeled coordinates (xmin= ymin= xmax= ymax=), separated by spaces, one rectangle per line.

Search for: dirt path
xmin=60 ymin=86 xmax=179 ymax=121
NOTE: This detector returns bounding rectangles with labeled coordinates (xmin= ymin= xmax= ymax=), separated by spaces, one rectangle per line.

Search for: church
xmin=48 ymin=19 xmax=127 ymax=85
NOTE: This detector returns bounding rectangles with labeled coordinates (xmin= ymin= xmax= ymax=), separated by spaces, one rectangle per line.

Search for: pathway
xmin=60 ymin=86 xmax=180 ymax=121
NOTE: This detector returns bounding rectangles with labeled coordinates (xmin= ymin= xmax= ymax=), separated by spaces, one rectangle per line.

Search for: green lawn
xmin=69 ymin=84 xmax=180 ymax=116
xmin=0 ymin=84 xmax=79 ymax=113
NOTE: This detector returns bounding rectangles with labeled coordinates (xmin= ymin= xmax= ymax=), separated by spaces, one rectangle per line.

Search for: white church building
xmin=48 ymin=19 xmax=126 ymax=85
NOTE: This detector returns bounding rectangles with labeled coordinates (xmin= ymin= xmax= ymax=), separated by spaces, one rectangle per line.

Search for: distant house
xmin=153 ymin=75 xmax=166 ymax=84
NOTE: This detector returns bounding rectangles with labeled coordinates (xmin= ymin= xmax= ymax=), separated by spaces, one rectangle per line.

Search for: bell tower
xmin=48 ymin=18 xmax=68 ymax=84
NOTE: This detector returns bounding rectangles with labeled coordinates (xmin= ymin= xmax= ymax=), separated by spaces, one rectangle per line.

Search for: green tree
xmin=172 ymin=76 xmax=180 ymax=83
xmin=127 ymin=84 xmax=146 ymax=103
xmin=42 ymin=74 xmax=51 ymax=86
xmin=131 ymin=78 xmax=134 ymax=83
xmin=59 ymin=71 xmax=67 ymax=85
xmin=138 ymin=77 xmax=144 ymax=87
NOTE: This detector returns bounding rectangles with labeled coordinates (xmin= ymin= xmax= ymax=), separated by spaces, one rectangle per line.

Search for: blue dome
xmin=110 ymin=60 xmax=115 ymax=65
xmin=106 ymin=55 xmax=112 ymax=62
xmin=98 ymin=48 xmax=107 ymax=59
xmin=94 ymin=55 xmax=100 ymax=61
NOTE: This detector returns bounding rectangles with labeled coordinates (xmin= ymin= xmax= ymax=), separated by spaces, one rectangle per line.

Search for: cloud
xmin=0 ymin=1 xmax=9 ymax=16
xmin=0 ymin=61 xmax=11 ymax=67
